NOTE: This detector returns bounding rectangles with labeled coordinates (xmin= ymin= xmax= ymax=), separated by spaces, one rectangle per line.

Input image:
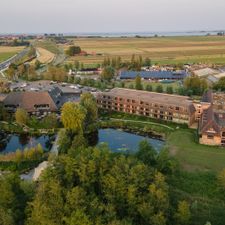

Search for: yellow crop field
xmin=64 ymin=36 xmax=225 ymax=65
xmin=35 ymin=47 xmax=55 ymax=64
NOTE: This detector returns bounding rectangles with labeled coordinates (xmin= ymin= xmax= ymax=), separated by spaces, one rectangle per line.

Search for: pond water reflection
xmin=97 ymin=128 xmax=164 ymax=153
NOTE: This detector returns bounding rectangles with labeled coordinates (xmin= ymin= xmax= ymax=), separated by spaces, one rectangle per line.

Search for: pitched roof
xmin=193 ymin=68 xmax=219 ymax=77
xmin=3 ymin=91 xmax=58 ymax=112
xmin=199 ymin=106 xmax=221 ymax=134
xmin=103 ymin=88 xmax=194 ymax=109
xmin=199 ymin=105 xmax=225 ymax=134
xmin=201 ymin=90 xmax=213 ymax=103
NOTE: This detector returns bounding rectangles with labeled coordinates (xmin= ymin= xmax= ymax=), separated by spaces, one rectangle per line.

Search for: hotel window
xmin=175 ymin=106 xmax=180 ymax=111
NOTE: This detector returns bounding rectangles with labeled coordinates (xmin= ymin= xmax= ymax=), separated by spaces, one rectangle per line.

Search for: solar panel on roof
xmin=120 ymin=71 xmax=188 ymax=79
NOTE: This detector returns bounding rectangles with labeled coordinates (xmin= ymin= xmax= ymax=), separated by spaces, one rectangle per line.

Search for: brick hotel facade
xmin=97 ymin=88 xmax=225 ymax=147
xmin=97 ymin=88 xmax=196 ymax=127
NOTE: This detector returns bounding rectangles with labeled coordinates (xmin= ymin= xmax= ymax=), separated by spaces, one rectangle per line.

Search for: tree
xmin=44 ymin=66 xmax=68 ymax=82
xmin=0 ymin=81 xmax=10 ymax=93
xmin=80 ymin=93 xmax=98 ymax=126
xmin=0 ymin=105 xmax=8 ymax=121
xmin=184 ymin=75 xmax=208 ymax=95
xmin=26 ymin=179 xmax=64 ymax=225
xmin=214 ymin=77 xmax=225 ymax=91
xmin=136 ymin=140 xmax=157 ymax=166
xmin=128 ymin=84 xmax=134 ymax=89
xmin=7 ymin=64 xmax=17 ymax=80
xmin=101 ymin=66 xmax=115 ymax=81
xmin=174 ymin=200 xmax=191 ymax=225
xmin=135 ymin=75 xmax=143 ymax=90
xmin=27 ymin=65 xmax=37 ymax=81
xmin=74 ymin=60 xmax=80 ymax=70
xmin=166 ymin=86 xmax=173 ymax=94
xmin=0 ymin=174 xmax=30 ymax=225
xmin=145 ymin=84 xmax=153 ymax=92
xmin=17 ymin=64 xmax=27 ymax=78
xmin=0 ymin=207 xmax=14 ymax=225
xmin=156 ymin=84 xmax=163 ymax=93
xmin=58 ymin=129 xmax=73 ymax=154
xmin=66 ymin=45 xmax=81 ymax=56
xmin=61 ymin=102 xmax=86 ymax=133
xmin=42 ymin=113 xmax=58 ymax=129
xmin=35 ymin=60 xmax=41 ymax=70
xmin=64 ymin=210 xmax=92 ymax=225
xmin=143 ymin=57 xmax=152 ymax=67
xmin=15 ymin=108 xmax=28 ymax=126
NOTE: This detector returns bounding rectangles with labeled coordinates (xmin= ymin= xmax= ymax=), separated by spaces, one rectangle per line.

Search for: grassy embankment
xmin=33 ymin=40 xmax=61 ymax=55
xmin=64 ymin=36 xmax=225 ymax=65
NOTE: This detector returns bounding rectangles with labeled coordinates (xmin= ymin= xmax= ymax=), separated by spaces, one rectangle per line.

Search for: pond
xmin=0 ymin=129 xmax=164 ymax=155
xmin=97 ymin=128 xmax=164 ymax=153
xmin=0 ymin=133 xmax=55 ymax=154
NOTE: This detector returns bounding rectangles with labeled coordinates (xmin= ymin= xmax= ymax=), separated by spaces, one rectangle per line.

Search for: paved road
xmin=50 ymin=131 xmax=60 ymax=155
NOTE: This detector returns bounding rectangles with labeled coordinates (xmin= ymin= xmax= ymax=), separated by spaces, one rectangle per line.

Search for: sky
xmin=0 ymin=0 xmax=225 ymax=34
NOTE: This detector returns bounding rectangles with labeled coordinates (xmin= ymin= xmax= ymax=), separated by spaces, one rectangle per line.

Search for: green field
xmin=0 ymin=52 xmax=18 ymax=63
xmin=0 ymin=46 xmax=24 ymax=63
xmin=167 ymin=129 xmax=225 ymax=172
xmin=64 ymin=36 xmax=225 ymax=65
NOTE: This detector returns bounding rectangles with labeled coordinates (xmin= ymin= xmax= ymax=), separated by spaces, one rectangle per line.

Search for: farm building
xmin=119 ymin=70 xmax=188 ymax=80
xmin=193 ymin=68 xmax=219 ymax=78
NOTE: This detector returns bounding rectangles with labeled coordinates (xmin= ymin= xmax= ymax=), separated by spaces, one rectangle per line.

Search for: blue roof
xmin=120 ymin=71 xmax=188 ymax=79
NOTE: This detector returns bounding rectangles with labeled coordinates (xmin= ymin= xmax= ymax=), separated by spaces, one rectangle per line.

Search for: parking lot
xmin=10 ymin=80 xmax=99 ymax=94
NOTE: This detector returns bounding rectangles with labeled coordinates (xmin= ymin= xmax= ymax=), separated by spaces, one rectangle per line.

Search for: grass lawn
xmin=0 ymin=52 xmax=18 ymax=63
xmin=64 ymin=36 xmax=225 ymax=65
xmin=167 ymin=129 xmax=225 ymax=172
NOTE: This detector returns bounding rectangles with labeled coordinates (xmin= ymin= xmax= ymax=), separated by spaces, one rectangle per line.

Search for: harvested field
xmin=64 ymin=36 xmax=225 ymax=65
xmin=35 ymin=47 xmax=55 ymax=64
